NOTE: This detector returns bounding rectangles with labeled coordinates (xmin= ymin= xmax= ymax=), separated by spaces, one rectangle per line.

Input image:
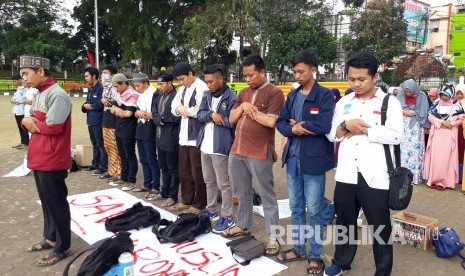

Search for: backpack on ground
xmin=105 ymin=202 xmax=161 ymax=231
xmin=152 ymin=212 xmax=211 ymax=244
xmin=63 ymin=231 xmax=134 ymax=276
xmin=226 ymin=235 xmax=265 ymax=266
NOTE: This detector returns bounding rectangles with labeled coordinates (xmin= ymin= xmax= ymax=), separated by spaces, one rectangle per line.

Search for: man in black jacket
xmin=152 ymin=72 xmax=181 ymax=207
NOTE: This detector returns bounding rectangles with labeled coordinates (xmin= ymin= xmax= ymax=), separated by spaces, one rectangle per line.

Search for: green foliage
xmin=265 ymin=19 xmax=337 ymax=76
xmin=1 ymin=1 xmax=75 ymax=69
xmin=455 ymin=66 xmax=465 ymax=79
xmin=94 ymin=0 xmax=205 ymax=74
xmin=341 ymin=0 xmax=407 ymax=64
xmin=342 ymin=0 xmax=365 ymax=8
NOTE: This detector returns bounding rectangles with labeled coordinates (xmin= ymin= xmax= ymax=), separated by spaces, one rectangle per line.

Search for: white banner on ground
xmin=64 ymin=188 xmax=287 ymax=276
xmin=253 ymin=199 xmax=292 ymax=219
xmin=2 ymin=157 xmax=31 ymax=177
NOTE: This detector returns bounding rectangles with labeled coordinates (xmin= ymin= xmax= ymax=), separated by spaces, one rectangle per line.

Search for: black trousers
xmin=88 ymin=125 xmax=108 ymax=171
xmin=333 ymin=173 xmax=393 ymax=276
xmin=179 ymin=145 xmax=206 ymax=209
xmin=116 ymin=136 xmax=138 ymax=183
xmin=34 ymin=170 xmax=71 ymax=253
xmin=158 ymin=146 xmax=180 ymax=201
xmin=15 ymin=114 xmax=29 ymax=145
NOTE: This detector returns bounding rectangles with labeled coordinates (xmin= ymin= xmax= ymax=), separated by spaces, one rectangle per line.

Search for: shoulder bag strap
xmin=62 ymin=237 xmax=112 ymax=276
xmin=381 ymin=94 xmax=399 ymax=172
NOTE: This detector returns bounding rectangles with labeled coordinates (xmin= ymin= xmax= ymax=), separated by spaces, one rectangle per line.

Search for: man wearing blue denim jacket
xmin=276 ymin=50 xmax=334 ymax=275
xmin=197 ymin=65 xmax=237 ymax=234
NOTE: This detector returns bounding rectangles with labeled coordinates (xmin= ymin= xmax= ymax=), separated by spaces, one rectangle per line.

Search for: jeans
xmin=137 ymin=139 xmax=160 ymax=190
xmin=88 ymin=125 xmax=107 ymax=171
xmin=116 ymin=136 xmax=138 ymax=183
xmin=286 ymin=158 xmax=325 ymax=259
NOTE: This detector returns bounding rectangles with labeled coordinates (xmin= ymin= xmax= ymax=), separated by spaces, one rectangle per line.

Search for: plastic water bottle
xmin=118 ymin=252 xmax=134 ymax=276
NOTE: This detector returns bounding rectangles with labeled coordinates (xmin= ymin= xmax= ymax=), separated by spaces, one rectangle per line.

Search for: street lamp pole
xmin=94 ymin=0 xmax=99 ymax=69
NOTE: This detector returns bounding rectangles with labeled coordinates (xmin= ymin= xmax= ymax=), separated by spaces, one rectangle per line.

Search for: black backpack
xmin=105 ymin=202 xmax=161 ymax=231
xmin=63 ymin=231 xmax=134 ymax=276
xmin=152 ymin=212 xmax=211 ymax=244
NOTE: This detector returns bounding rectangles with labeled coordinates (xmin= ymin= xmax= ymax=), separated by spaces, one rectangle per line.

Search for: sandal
xmin=264 ymin=238 xmax=280 ymax=256
xmin=306 ymin=258 xmax=325 ymax=275
xmin=275 ymin=248 xmax=306 ymax=263
xmin=435 ymin=184 xmax=446 ymax=191
xmin=161 ymin=198 xmax=176 ymax=207
xmin=26 ymin=239 xmax=54 ymax=252
xmin=145 ymin=191 xmax=161 ymax=200
xmin=133 ymin=186 xmax=150 ymax=192
xmin=36 ymin=251 xmax=69 ymax=266
xmin=222 ymin=226 xmax=251 ymax=238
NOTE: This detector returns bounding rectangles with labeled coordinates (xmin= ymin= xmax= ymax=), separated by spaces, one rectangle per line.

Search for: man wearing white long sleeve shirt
xmin=170 ymin=62 xmax=209 ymax=213
xmin=324 ymin=53 xmax=404 ymax=276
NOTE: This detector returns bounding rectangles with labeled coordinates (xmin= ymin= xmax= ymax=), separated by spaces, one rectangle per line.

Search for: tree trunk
xmin=278 ymin=64 xmax=284 ymax=83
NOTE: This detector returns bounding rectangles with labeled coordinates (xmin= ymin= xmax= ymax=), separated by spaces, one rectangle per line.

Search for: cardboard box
xmin=391 ymin=211 xmax=438 ymax=250
xmin=75 ymin=145 xmax=92 ymax=167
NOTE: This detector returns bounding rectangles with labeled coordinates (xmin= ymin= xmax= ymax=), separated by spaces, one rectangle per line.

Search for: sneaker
xmin=122 ymin=182 xmax=137 ymax=191
xmin=212 ymin=217 xmax=235 ymax=234
xmin=83 ymin=165 xmax=97 ymax=172
xmin=109 ymin=179 xmax=126 ymax=186
xmin=92 ymin=169 xmax=105 ymax=176
xmin=199 ymin=209 xmax=219 ymax=222
xmin=324 ymin=264 xmax=347 ymax=276
xmin=99 ymin=172 xmax=111 ymax=179
xmin=107 ymin=176 xmax=119 ymax=183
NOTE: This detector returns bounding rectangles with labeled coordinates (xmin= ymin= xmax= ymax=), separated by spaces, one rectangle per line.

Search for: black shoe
xmin=83 ymin=166 xmax=97 ymax=171
xmin=92 ymin=169 xmax=105 ymax=175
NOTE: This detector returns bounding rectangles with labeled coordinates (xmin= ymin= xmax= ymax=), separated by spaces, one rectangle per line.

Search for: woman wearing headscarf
xmin=397 ymin=79 xmax=431 ymax=184
xmin=457 ymin=84 xmax=465 ymax=194
xmin=424 ymin=84 xmax=465 ymax=190
xmin=425 ymin=87 xmax=440 ymax=147
xmin=428 ymin=88 xmax=440 ymax=104
xmin=455 ymin=84 xmax=465 ymax=168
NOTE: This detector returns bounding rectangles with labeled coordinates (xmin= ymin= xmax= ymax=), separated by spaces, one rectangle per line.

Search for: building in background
xmin=450 ymin=4 xmax=465 ymax=67
xmin=428 ymin=3 xmax=455 ymax=55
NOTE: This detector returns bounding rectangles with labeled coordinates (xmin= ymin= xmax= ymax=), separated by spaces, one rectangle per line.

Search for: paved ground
xmin=0 ymin=96 xmax=465 ymax=275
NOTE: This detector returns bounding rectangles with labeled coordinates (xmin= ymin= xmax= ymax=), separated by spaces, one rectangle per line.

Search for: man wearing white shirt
xmin=324 ymin=53 xmax=404 ymax=276
xmin=170 ymin=62 xmax=208 ymax=213
xmin=197 ymin=65 xmax=237 ymax=234
xmin=130 ymin=73 xmax=160 ymax=194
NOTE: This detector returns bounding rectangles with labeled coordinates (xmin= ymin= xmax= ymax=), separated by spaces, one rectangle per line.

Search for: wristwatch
xmin=339 ymin=120 xmax=349 ymax=132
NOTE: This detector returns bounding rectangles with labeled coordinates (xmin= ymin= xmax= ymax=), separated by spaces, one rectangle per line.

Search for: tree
xmin=1 ymin=1 xmax=75 ymax=71
xmin=342 ymin=0 xmax=365 ymax=8
xmin=71 ymin=0 xmax=122 ymax=66
xmin=341 ymin=0 xmax=407 ymax=64
xmin=266 ymin=18 xmax=337 ymax=82
xmin=96 ymin=0 xmax=205 ymax=75
xmin=182 ymin=0 xmax=328 ymax=77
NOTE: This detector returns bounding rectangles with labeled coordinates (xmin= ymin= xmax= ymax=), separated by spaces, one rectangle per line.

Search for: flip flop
xmin=133 ymin=186 xmax=149 ymax=192
xmin=36 ymin=251 xmax=69 ymax=266
xmin=26 ymin=239 xmax=54 ymax=252
xmin=275 ymin=248 xmax=307 ymax=263
xmin=161 ymin=198 xmax=176 ymax=207
xmin=264 ymin=238 xmax=280 ymax=256
xmin=222 ymin=226 xmax=250 ymax=238
xmin=306 ymin=258 xmax=325 ymax=276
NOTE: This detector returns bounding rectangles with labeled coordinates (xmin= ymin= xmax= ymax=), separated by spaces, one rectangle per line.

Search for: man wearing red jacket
xmin=20 ymin=55 xmax=72 ymax=266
